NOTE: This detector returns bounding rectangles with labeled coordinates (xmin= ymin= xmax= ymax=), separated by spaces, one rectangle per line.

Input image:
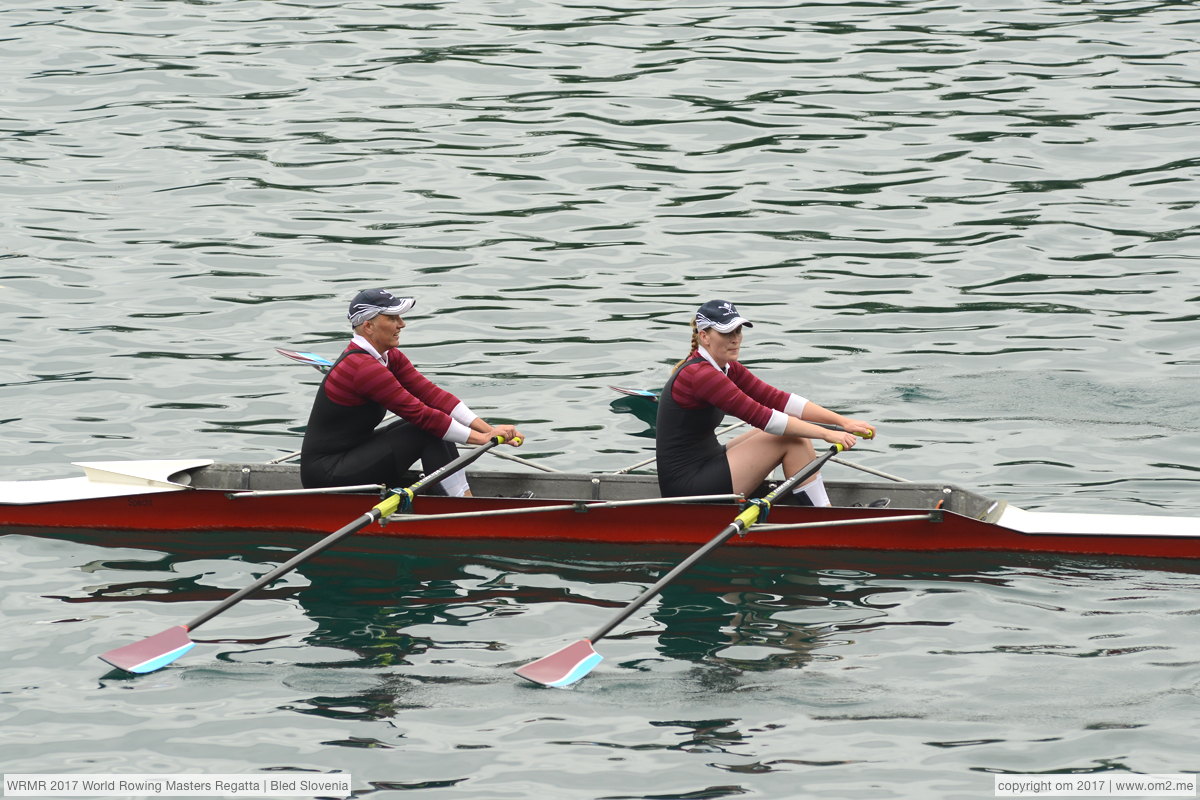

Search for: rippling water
xmin=2 ymin=1 xmax=1198 ymax=797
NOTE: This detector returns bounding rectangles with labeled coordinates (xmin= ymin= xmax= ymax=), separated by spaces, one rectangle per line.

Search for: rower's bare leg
xmin=725 ymin=430 xmax=822 ymax=499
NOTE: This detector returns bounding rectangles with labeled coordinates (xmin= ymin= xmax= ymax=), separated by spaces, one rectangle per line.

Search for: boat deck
xmin=183 ymin=461 xmax=996 ymax=520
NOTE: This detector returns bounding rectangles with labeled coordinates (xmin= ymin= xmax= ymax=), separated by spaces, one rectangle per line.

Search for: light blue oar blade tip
xmin=125 ymin=641 xmax=196 ymax=673
xmin=515 ymin=639 xmax=604 ymax=688
xmin=298 ymin=351 xmax=333 ymax=366
xmin=98 ymin=625 xmax=196 ymax=674
xmin=545 ymin=652 xmax=603 ymax=688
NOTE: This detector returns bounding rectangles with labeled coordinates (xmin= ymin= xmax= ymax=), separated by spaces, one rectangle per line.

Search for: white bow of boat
xmin=0 ymin=459 xmax=211 ymax=505
xmin=995 ymin=504 xmax=1200 ymax=538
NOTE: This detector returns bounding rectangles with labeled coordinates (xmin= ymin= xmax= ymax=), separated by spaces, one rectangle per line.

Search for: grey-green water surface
xmin=1 ymin=1 xmax=1198 ymax=797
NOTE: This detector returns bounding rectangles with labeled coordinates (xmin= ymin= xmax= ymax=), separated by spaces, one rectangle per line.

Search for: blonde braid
xmin=672 ymin=321 xmax=701 ymax=373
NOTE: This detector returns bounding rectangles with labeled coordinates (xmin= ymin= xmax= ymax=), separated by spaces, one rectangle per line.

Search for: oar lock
xmin=739 ymin=497 xmax=773 ymax=531
xmin=387 ymin=487 xmax=417 ymax=514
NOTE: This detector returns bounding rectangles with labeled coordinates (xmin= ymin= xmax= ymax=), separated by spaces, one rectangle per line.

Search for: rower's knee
xmin=790 ymin=437 xmax=816 ymax=458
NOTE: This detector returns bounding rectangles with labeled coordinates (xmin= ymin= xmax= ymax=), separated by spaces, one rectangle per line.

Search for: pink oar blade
xmin=98 ymin=625 xmax=195 ymax=674
xmin=514 ymin=639 xmax=603 ymax=688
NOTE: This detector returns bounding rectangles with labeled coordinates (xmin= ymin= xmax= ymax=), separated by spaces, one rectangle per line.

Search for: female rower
xmin=655 ymin=299 xmax=876 ymax=506
xmin=300 ymin=288 xmax=524 ymax=495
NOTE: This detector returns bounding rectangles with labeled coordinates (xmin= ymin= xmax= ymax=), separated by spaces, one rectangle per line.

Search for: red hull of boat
xmin=3 ymin=491 xmax=1197 ymax=561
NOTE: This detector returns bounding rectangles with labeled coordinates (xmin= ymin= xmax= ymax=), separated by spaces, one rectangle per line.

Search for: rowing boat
xmin=2 ymin=459 xmax=1197 ymax=560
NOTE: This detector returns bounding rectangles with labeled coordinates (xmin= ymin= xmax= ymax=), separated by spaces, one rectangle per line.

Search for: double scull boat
xmin=1 ymin=458 xmax=1197 ymax=560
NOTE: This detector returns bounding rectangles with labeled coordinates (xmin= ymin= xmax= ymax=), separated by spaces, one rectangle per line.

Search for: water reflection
xmin=10 ymin=519 xmax=1192 ymax=800
xmin=608 ymin=394 xmax=658 ymax=438
xmin=46 ymin=529 xmax=1115 ymax=692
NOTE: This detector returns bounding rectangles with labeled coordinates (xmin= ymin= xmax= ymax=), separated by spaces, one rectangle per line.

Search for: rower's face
xmin=700 ymin=325 xmax=743 ymax=365
xmin=367 ymin=313 xmax=405 ymax=348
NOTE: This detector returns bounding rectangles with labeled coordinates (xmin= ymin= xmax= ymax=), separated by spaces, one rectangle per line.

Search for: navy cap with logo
xmin=695 ymin=300 xmax=753 ymax=334
xmin=348 ymin=288 xmax=416 ymax=327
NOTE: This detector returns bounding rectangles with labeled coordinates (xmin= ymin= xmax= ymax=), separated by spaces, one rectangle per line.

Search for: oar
xmin=514 ymin=444 xmax=845 ymax=688
xmin=98 ymin=436 xmax=515 ymax=674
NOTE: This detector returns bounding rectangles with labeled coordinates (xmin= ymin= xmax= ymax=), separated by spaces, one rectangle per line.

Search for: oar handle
xmin=812 ymin=422 xmax=874 ymax=439
xmin=587 ymin=445 xmax=843 ymax=644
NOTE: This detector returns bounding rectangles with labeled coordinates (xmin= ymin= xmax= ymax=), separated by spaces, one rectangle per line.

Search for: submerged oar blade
xmin=515 ymin=639 xmax=603 ymax=688
xmin=275 ymin=348 xmax=334 ymax=368
xmin=98 ymin=625 xmax=195 ymax=674
xmin=609 ymin=386 xmax=660 ymax=401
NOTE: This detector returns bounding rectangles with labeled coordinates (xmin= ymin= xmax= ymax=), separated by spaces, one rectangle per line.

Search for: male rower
xmin=300 ymin=288 xmax=524 ymax=495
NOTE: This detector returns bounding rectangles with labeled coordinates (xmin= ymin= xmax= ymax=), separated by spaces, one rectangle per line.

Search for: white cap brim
xmin=699 ymin=316 xmax=752 ymax=333
xmin=377 ymin=297 xmax=416 ymax=316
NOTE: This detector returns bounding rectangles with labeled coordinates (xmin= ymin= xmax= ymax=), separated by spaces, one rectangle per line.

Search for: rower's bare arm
xmin=801 ymin=402 xmax=877 ymax=439
xmin=783 ymin=416 xmax=858 ymax=449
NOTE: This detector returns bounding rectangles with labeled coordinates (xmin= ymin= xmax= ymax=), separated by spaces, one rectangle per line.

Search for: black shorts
xmin=657 ymin=448 xmax=732 ymax=498
xmin=301 ymin=419 xmax=458 ymax=489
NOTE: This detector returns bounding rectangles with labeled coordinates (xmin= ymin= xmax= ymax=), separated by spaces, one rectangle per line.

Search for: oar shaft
xmin=764 ymin=444 xmax=846 ymax=499
xmin=589 ymin=518 xmax=741 ymax=643
xmin=587 ymin=511 xmax=933 ymax=641
xmin=186 ymin=438 xmax=502 ymax=634
xmin=185 ymin=507 xmax=382 ymax=631
xmin=485 ymin=449 xmax=560 ymax=473
xmin=588 ymin=445 xmax=842 ymax=644
xmin=830 ymin=457 xmax=907 ymax=483
xmin=409 ymin=437 xmax=502 ymax=494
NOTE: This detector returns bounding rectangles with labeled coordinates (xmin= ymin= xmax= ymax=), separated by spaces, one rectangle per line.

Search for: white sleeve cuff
xmin=451 ymin=401 xmax=477 ymax=427
xmin=764 ymin=409 xmax=789 ymax=436
xmin=443 ymin=419 xmax=473 ymax=444
xmin=785 ymin=393 xmax=809 ymax=418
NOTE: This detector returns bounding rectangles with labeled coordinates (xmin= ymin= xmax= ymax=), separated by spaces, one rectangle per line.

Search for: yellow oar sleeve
xmin=376 ymin=488 xmax=412 ymax=519
xmin=733 ymin=505 xmax=761 ymax=531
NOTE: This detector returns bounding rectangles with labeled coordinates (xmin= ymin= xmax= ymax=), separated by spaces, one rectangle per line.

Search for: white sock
xmin=440 ymin=471 xmax=470 ymax=498
xmin=793 ymin=475 xmax=830 ymax=507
